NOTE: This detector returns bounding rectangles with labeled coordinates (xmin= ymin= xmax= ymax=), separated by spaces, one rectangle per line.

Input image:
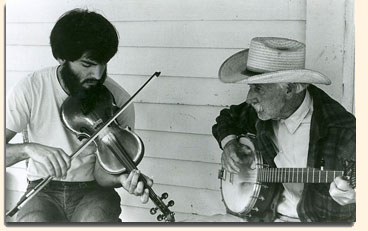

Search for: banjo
xmin=218 ymin=134 xmax=356 ymax=219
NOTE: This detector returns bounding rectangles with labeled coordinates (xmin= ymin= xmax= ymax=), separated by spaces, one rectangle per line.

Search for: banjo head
xmin=220 ymin=163 xmax=261 ymax=215
xmin=219 ymin=135 xmax=263 ymax=216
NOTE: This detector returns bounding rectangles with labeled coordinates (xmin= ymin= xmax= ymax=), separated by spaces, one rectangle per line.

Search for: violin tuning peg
xmin=157 ymin=214 xmax=164 ymax=221
xmin=150 ymin=207 xmax=158 ymax=215
xmin=168 ymin=200 xmax=175 ymax=207
xmin=161 ymin=192 xmax=168 ymax=200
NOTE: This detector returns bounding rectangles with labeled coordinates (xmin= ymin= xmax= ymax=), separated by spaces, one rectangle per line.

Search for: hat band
xmin=241 ymin=67 xmax=263 ymax=76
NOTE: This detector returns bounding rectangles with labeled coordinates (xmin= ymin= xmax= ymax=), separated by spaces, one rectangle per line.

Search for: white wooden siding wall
xmin=305 ymin=0 xmax=355 ymax=112
xmin=5 ymin=0 xmax=353 ymax=222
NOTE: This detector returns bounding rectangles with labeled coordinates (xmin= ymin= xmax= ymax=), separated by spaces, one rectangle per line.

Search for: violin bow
xmin=6 ymin=71 xmax=161 ymax=217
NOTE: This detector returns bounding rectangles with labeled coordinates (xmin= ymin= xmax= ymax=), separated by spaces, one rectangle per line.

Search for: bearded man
xmin=6 ymin=9 xmax=152 ymax=222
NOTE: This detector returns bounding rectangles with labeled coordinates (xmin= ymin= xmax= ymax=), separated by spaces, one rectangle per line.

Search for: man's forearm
xmin=212 ymin=102 xmax=257 ymax=148
xmin=6 ymin=143 xmax=29 ymax=167
xmin=93 ymin=161 xmax=122 ymax=188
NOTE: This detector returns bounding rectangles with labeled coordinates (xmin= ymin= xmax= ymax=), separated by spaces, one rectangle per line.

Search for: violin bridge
xmin=92 ymin=118 xmax=104 ymax=130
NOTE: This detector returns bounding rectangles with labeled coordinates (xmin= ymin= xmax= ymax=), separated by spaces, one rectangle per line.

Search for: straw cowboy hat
xmin=218 ymin=37 xmax=331 ymax=85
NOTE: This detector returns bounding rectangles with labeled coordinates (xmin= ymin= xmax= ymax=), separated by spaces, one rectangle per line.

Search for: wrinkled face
xmin=60 ymin=53 xmax=107 ymax=96
xmin=246 ymin=83 xmax=287 ymax=120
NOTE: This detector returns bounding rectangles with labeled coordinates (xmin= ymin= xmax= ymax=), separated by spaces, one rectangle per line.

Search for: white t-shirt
xmin=6 ymin=66 xmax=135 ymax=182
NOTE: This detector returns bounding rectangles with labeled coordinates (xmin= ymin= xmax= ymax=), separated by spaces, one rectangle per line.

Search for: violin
xmin=7 ymin=72 xmax=175 ymax=222
xmin=61 ymin=83 xmax=175 ymax=222
xmin=60 ymin=84 xmax=145 ymax=175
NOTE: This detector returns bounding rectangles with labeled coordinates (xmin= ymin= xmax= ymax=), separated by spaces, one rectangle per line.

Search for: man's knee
xmin=14 ymin=193 xmax=66 ymax=222
xmin=71 ymin=198 xmax=121 ymax=222
xmin=71 ymin=189 xmax=121 ymax=222
xmin=73 ymin=207 xmax=121 ymax=222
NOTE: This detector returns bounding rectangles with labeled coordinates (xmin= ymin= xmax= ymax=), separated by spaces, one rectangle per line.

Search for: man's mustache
xmin=82 ymin=79 xmax=100 ymax=85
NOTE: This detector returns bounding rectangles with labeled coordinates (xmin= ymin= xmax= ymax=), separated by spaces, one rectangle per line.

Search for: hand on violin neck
xmin=119 ymin=169 xmax=153 ymax=204
xmin=25 ymin=143 xmax=71 ymax=178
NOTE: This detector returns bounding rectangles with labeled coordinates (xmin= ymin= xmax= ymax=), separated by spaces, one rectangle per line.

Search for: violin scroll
xmin=150 ymin=192 xmax=175 ymax=222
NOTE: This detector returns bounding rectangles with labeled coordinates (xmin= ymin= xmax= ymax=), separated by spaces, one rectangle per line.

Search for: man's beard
xmin=60 ymin=62 xmax=108 ymax=114
xmin=60 ymin=62 xmax=107 ymax=97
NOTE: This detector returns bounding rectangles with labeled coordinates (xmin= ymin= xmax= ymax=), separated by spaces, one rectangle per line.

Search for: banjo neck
xmin=258 ymin=168 xmax=344 ymax=183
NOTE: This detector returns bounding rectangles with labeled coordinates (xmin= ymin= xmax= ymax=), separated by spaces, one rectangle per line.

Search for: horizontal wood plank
xmin=137 ymin=158 xmax=221 ymax=190
xmin=136 ymin=130 xmax=221 ymax=163
xmin=6 ymin=45 xmax=240 ymax=78
xmin=5 ymin=168 xmax=28 ymax=192
xmin=135 ymin=103 xmax=223 ymax=135
xmin=111 ymin=75 xmax=247 ymax=106
xmin=116 ymin=184 xmax=224 ymax=215
xmin=7 ymin=0 xmax=306 ymax=22
xmin=6 ymin=21 xmax=305 ymax=49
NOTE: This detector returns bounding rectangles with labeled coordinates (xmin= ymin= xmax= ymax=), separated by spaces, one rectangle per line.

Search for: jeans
xmin=15 ymin=180 xmax=121 ymax=222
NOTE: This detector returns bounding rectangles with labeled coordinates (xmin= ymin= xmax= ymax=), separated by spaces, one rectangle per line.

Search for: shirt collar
xmin=279 ymin=90 xmax=313 ymax=134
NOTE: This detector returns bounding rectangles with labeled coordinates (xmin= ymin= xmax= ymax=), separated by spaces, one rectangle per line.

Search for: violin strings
xmin=105 ymin=133 xmax=171 ymax=213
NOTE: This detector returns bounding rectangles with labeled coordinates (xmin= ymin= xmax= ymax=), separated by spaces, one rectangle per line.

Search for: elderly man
xmin=209 ymin=37 xmax=355 ymax=222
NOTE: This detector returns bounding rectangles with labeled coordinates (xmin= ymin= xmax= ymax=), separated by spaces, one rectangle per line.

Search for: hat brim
xmin=218 ymin=49 xmax=331 ymax=85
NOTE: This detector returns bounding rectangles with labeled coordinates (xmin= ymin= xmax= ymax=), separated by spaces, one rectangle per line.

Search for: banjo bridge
xmin=218 ymin=168 xmax=236 ymax=183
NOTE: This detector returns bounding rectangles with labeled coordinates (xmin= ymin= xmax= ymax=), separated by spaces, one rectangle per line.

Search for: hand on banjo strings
xmin=222 ymin=139 xmax=254 ymax=173
xmin=329 ymin=176 xmax=356 ymax=206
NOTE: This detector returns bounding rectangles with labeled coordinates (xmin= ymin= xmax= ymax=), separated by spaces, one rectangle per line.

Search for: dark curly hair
xmin=50 ymin=8 xmax=119 ymax=63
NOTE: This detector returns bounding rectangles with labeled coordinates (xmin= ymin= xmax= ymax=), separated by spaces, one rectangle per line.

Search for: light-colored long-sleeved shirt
xmin=272 ymin=90 xmax=313 ymax=219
